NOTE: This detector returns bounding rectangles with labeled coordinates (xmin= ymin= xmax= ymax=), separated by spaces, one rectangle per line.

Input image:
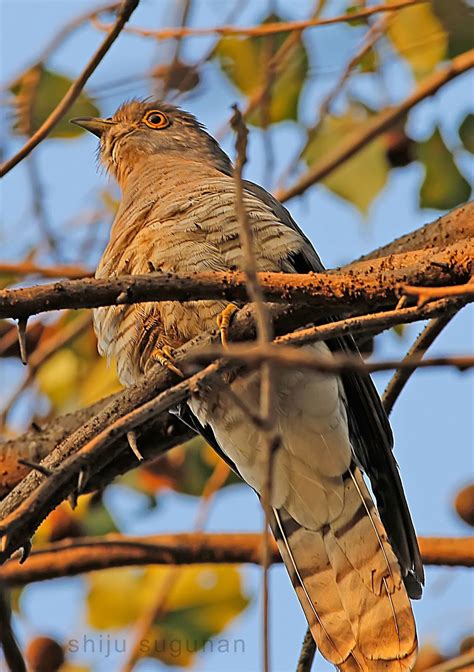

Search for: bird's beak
xmin=70 ymin=117 xmax=115 ymax=137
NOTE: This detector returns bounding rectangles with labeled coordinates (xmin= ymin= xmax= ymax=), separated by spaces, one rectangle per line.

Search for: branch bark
xmin=0 ymin=239 xmax=471 ymax=320
xmin=0 ymin=296 xmax=467 ymax=501
xmin=0 ymin=534 xmax=471 ymax=585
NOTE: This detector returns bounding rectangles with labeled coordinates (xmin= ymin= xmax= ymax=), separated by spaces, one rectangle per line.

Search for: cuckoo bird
xmin=72 ymin=100 xmax=423 ymax=671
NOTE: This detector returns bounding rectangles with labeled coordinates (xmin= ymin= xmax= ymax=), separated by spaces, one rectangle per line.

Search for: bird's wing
xmin=243 ymin=179 xmax=424 ymax=596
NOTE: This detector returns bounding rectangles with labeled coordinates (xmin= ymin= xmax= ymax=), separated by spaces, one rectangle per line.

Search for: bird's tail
xmin=271 ymin=466 xmax=417 ymax=671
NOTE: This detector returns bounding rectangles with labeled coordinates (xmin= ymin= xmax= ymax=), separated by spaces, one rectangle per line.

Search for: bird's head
xmin=71 ymin=99 xmax=232 ymax=186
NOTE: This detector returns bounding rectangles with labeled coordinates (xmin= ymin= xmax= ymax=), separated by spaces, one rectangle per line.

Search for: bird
xmin=71 ymin=100 xmax=424 ymax=671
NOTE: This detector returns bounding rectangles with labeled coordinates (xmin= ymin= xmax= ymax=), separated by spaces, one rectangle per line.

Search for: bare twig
xmin=93 ymin=1 xmax=424 ymax=41
xmin=1 ymin=313 xmax=92 ymax=427
xmin=193 ymin=343 xmax=474 ymax=376
xmin=425 ymin=652 xmax=474 ymax=672
xmin=231 ymin=104 xmax=275 ymax=672
xmin=0 ymin=585 xmax=26 ymax=672
xmin=0 ymin=0 xmax=140 ymax=176
xmin=0 ymin=534 xmax=470 ymax=586
xmin=277 ymin=50 xmax=474 ymax=202
xmin=296 ymin=627 xmax=316 ymax=672
xmin=403 ymin=279 xmax=474 ymax=305
xmin=0 ymin=261 xmax=91 ymax=279
xmin=318 ymin=14 xmax=391 ymax=127
xmin=350 ymin=202 xmax=474 ymax=262
xmin=121 ymin=458 xmax=229 ymax=672
xmin=383 ymin=311 xmax=460 ymax=416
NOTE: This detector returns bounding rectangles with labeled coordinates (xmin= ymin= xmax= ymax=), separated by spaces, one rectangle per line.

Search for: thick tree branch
xmin=0 ymin=0 xmax=140 ymax=176
xmin=0 ymin=297 xmax=469 ymax=500
xmin=0 ymin=239 xmax=471 ymax=320
xmin=1 ymin=293 xmax=472 ymax=562
xmin=277 ymin=51 xmax=474 ymax=203
xmin=349 ymin=203 xmax=474 ymax=263
xmin=0 ymin=534 xmax=471 ymax=585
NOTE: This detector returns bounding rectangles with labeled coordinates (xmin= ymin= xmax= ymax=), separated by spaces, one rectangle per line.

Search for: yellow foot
xmin=216 ymin=303 xmax=239 ymax=347
xmin=152 ymin=345 xmax=184 ymax=378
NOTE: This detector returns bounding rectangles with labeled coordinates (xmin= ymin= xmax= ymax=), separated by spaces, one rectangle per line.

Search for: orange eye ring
xmin=143 ymin=110 xmax=169 ymax=129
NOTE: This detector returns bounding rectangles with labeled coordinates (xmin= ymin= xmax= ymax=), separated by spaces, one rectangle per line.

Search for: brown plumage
xmin=71 ymin=100 xmax=423 ymax=670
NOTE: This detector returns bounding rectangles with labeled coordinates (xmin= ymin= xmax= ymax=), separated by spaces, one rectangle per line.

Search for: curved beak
xmin=70 ymin=117 xmax=115 ymax=137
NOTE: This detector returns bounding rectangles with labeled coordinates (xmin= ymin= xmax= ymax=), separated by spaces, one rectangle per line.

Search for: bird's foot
xmin=152 ymin=345 xmax=184 ymax=378
xmin=216 ymin=303 xmax=238 ymax=347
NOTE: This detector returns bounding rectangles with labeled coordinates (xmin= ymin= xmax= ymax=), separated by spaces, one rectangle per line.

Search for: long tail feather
xmin=271 ymin=466 xmax=418 ymax=671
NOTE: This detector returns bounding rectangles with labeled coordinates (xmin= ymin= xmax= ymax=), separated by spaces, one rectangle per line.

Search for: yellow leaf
xmin=79 ymin=356 xmax=122 ymax=406
xmin=86 ymin=565 xmax=250 ymax=666
xmin=303 ymin=106 xmax=389 ymax=214
xmin=37 ymin=349 xmax=81 ymax=410
xmin=387 ymin=3 xmax=448 ymax=78
xmin=215 ymin=14 xmax=308 ymax=126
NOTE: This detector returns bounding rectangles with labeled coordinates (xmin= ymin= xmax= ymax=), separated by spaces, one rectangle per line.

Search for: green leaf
xmin=459 ymin=113 xmax=474 ymax=154
xmin=10 ymin=64 xmax=100 ymax=138
xmin=417 ymin=128 xmax=471 ymax=210
xmin=303 ymin=105 xmax=389 ymax=214
xmin=432 ymin=0 xmax=474 ymax=58
xmin=86 ymin=565 xmax=250 ymax=666
xmin=387 ymin=3 xmax=448 ymax=78
xmin=214 ymin=14 xmax=308 ymax=126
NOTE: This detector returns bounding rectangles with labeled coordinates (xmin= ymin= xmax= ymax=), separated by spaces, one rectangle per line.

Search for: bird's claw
xmin=152 ymin=346 xmax=184 ymax=378
xmin=217 ymin=303 xmax=238 ymax=347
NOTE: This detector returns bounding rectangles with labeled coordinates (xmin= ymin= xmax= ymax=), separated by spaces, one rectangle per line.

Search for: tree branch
xmin=93 ymin=1 xmax=423 ymax=41
xmin=0 ymin=0 xmax=140 ymax=176
xmin=1 ymin=297 xmax=469 ymax=500
xmin=0 ymin=534 xmax=471 ymax=585
xmin=277 ymin=51 xmax=474 ymax=202
xmin=0 ymin=239 xmax=471 ymax=320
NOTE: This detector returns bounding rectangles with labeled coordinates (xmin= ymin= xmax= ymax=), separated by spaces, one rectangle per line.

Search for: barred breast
xmin=93 ymin=156 xmax=311 ymax=385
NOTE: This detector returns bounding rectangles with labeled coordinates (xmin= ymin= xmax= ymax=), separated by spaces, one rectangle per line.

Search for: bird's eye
xmin=143 ymin=110 xmax=169 ymax=129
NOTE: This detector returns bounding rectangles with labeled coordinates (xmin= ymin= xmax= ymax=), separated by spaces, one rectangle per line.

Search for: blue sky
xmin=1 ymin=1 xmax=473 ymax=670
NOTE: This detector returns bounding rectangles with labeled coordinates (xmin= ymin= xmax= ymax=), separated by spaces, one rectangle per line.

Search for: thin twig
xmin=0 ymin=0 xmax=140 ymax=176
xmin=193 ymin=343 xmax=474 ymax=376
xmin=296 ymin=627 xmax=316 ymax=672
xmin=121 ymin=459 xmax=229 ymax=672
xmin=425 ymin=652 xmax=474 ymax=672
xmin=0 ymin=261 xmax=91 ymax=279
xmin=403 ymin=279 xmax=474 ymax=305
xmin=277 ymin=49 xmax=474 ymax=202
xmin=93 ymin=1 xmax=424 ymax=41
xmin=383 ymin=311 xmax=460 ymax=416
xmin=319 ymin=14 xmax=391 ymax=127
xmin=0 ymin=585 xmax=26 ymax=672
xmin=231 ymin=104 xmax=275 ymax=672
